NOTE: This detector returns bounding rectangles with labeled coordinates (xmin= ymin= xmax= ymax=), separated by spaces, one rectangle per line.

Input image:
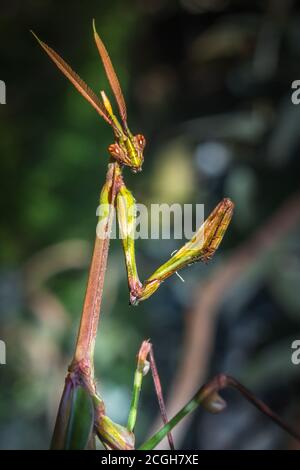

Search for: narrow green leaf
xmin=138 ymin=398 xmax=198 ymax=450
xmin=65 ymin=385 xmax=94 ymax=450
xmin=51 ymin=379 xmax=73 ymax=450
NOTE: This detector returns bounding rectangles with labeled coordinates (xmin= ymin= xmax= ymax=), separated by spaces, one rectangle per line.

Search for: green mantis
xmin=32 ymin=23 xmax=300 ymax=450
xmin=31 ymin=24 xmax=234 ymax=307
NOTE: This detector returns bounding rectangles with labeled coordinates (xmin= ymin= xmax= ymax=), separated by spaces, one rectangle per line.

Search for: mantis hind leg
xmin=127 ymin=340 xmax=174 ymax=449
xmin=138 ymin=374 xmax=300 ymax=450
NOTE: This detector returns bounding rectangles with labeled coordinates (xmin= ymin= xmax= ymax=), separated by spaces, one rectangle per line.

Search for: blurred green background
xmin=1 ymin=0 xmax=300 ymax=449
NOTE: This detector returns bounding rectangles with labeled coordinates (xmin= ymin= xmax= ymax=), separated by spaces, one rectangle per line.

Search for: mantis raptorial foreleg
xmin=115 ymin=178 xmax=234 ymax=305
xmin=32 ymin=27 xmax=234 ymax=306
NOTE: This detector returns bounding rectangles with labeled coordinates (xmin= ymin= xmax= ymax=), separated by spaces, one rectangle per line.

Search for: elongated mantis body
xmin=32 ymin=23 xmax=299 ymax=450
xmin=31 ymin=24 xmax=234 ymax=307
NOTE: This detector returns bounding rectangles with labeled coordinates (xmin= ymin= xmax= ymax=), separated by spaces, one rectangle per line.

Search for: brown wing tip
xmin=92 ymin=18 xmax=97 ymax=37
xmin=30 ymin=30 xmax=42 ymax=44
xmin=222 ymin=197 xmax=235 ymax=210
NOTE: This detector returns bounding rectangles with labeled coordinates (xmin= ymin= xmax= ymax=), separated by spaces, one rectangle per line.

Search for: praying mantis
xmin=32 ymin=22 xmax=234 ymax=307
xmin=32 ymin=23 xmax=300 ymax=450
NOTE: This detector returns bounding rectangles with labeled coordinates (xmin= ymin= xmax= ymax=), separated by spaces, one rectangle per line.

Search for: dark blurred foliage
xmin=1 ymin=0 xmax=300 ymax=449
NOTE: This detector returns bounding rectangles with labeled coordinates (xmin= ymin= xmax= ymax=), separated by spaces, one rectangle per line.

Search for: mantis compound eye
xmin=108 ymin=143 xmax=120 ymax=157
xmin=134 ymin=134 xmax=146 ymax=151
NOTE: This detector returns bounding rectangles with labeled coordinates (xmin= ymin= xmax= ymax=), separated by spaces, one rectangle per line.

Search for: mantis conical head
xmin=101 ymin=90 xmax=145 ymax=172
